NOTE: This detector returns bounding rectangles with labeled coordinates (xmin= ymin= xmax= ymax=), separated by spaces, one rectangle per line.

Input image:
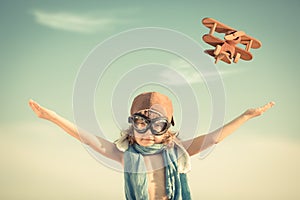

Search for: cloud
xmin=159 ymin=59 xmax=244 ymax=86
xmin=31 ymin=10 xmax=125 ymax=34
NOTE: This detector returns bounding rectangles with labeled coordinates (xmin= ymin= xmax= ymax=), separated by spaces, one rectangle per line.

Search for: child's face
xmin=134 ymin=129 xmax=165 ymax=147
xmin=132 ymin=109 xmax=169 ymax=147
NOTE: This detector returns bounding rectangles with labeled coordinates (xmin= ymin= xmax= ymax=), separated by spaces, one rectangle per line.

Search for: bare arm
xmin=182 ymin=102 xmax=275 ymax=156
xmin=28 ymin=100 xmax=123 ymax=163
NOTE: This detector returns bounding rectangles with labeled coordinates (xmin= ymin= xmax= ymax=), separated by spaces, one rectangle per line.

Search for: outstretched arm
xmin=182 ymin=102 xmax=275 ymax=156
xmin=28 ymin=100 xmax=123 ymax=163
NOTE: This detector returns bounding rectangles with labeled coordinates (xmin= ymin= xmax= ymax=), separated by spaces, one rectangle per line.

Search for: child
xmin=29 ymin=91 xmax=274 ymax=200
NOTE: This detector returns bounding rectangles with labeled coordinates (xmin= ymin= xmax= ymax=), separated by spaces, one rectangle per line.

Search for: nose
xmin=144 ymin=129 xmax=153 ymax=136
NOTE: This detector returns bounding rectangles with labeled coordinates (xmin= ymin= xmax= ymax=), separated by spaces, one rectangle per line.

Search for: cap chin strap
xmin=171 ymin=117 xmax=175 ymax=126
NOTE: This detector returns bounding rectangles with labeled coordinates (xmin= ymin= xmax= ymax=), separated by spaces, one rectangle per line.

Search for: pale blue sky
xmin=1 ymin=0 xmax=299 ymax=199
xmin=1 ymin=0 xmax=299 ymax=137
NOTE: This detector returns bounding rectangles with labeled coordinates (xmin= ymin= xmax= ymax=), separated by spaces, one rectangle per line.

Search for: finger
xmin=28 ymin=99 xmax=33 ymax=106
xmin=261 ymin=102 xmax=275 ymax=112
xmin=29 ymin=99 xmax=37 ymax=106
xmin=265 ymin=101 xmax=275 ymax=108
xmin=29 ymin=100 xmax=41 ymax=111
xmin=28 ymin=100 xmax=35 ymax=109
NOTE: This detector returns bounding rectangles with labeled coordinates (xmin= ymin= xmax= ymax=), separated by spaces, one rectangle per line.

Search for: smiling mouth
xmin=142 ymin=138 xmax=154 ymax=141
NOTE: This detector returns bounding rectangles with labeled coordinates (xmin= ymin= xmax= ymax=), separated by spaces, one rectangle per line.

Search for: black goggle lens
xmin=128 ymin=114 xmax=170 ymax=135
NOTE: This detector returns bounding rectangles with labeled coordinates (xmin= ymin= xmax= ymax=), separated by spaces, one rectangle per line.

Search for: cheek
xmin=154 ymin=135 xmax=164 ymax=143
xmin=133 ymin=132 xmax=145 ymax=143
xmin=133 ymin=132 xmax=141 ymax=139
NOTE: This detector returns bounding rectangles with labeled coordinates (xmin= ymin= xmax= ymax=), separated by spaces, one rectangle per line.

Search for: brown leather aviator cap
xmin=130 ymin=92 xmax=175 ymax=126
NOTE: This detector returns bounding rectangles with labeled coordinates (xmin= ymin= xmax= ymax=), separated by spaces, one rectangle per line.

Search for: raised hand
xmin=28 ymin=99 xmax=57 ymax=121
xmin=243 ymin=101 xmax=275 ymax=119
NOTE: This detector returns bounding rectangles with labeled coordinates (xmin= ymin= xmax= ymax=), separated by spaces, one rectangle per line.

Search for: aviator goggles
xmin=128 ymin=113 xmax=171 ymax=135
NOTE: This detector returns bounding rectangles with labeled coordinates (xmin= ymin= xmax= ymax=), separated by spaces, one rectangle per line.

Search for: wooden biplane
xmin=202 ymin=18 xmax=262 ymax=64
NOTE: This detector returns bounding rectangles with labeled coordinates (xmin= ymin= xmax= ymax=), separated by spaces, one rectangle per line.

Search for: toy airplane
xmin=202 ymin=17 xmax=262 ymax=64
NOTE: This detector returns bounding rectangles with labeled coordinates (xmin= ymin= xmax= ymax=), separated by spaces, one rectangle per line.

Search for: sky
xmin=1 ymin=0 xmax=299 ymax=199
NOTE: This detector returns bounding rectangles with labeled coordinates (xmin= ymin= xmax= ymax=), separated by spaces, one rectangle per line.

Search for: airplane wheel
xmin=234 ymin=53 xmax=241 ymax=63
xmin=214 ymin=45 xmax=221 ymax=55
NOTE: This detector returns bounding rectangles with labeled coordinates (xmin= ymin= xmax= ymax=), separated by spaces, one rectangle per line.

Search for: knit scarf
xmin=124 ymin=143 xmax=192 ymax=200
